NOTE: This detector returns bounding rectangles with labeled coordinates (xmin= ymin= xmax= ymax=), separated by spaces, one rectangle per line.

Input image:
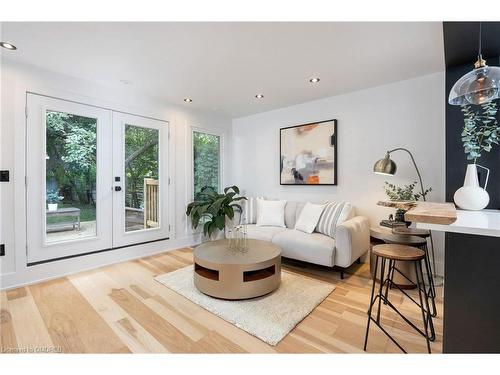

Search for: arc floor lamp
xmin=373 ymin=148 xmax=443 ymax=286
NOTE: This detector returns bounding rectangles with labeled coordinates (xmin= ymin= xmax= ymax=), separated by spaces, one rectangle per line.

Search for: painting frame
xmin=279 ymin=119 xmax=338 ymax=186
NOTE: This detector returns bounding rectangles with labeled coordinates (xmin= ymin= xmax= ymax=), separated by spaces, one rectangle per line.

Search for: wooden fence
xmin=143 ymin=178 xmax=159 ymax=228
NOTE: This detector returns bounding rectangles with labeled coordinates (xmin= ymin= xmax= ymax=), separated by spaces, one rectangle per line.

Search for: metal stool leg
xmin=424 ymin=243 xmax=438 ymax=317
xmin=421 ymin=246 xmax=436 ymax=341
xmin=383 ymin=259 xmax=394 ymax=304
xmin=421 ymin=243 xmax=437 ymax=317
xmin=415 ymin=261 xmax=432 ymax=354
xmin=364 ymin=256 xmax=379 ymax=351
xmin=376 ymin=258 xmax=386 ymax=324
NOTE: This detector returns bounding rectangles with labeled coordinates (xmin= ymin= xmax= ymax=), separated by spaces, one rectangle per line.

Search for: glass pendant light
xmin=448 ymin=22 xmax=500 ymax=105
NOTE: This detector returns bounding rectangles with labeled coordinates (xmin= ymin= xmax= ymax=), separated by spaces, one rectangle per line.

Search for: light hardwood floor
xmin=0 ymin=248 xmax=443 ymax=353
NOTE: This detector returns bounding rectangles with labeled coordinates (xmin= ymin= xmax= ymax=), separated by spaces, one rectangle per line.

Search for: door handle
xmin=114 ymin=186 xmax=122 ymax=192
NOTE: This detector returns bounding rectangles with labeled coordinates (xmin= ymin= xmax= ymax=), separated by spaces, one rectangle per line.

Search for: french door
xmin=26 ymin=94 xmax=169 ymax=264
xmin=111 ymin=112 xmax=169 ymax=248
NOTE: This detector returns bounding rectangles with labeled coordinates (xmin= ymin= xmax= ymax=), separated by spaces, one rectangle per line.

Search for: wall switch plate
xmin=0 ymin=170 xmax=9 ymax=182
xmin=0 ymin=244 xmax=5 ymax=256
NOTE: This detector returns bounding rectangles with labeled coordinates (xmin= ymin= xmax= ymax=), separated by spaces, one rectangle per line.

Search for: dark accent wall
xmin=445 ymin=57 xmax=500 ymax=208
xmin=443 ymin=22 xmax=500 ymax=353
xmin=443 ymin=22 xmax=500 ymax=67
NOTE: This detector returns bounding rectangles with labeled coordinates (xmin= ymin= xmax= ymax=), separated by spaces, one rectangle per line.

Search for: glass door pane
xmin=45 ymin=110 xmax=97 ymax=243
xmin=112 ymin=112 xmax=169 ymax=248
xmin=124 ymin=124 xmax=159 ymax=232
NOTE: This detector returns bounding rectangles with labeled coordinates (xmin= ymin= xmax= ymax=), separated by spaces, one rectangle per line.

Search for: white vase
xmin=48 ymin=203 xmax=58 ymax=211
xmin=453 ymin=163 xmax=490 ymax=211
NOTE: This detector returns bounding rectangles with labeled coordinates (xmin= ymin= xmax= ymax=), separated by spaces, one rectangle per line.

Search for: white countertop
xmin=417 ymin=209 xmax=500 ymax=237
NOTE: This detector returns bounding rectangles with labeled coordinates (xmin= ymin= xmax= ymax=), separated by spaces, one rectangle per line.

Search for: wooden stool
xmin=364 ymin=244 xmax=434 ymax=353
xmin=370 ymin=228 xmax=418 ymax=289
xmin=392 ymin=227 xmax=437 ymax=316
xmin=384 ymin=233 xmax=437 ymax=318
xmin=383 ymin=233 xmax=427 ymax=246
xmin=392 ymin=227 xmax=431 ymax=237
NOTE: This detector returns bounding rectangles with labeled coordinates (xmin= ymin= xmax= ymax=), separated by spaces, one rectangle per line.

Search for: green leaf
xmin=214 ymin=215 xmax=225 ymax=230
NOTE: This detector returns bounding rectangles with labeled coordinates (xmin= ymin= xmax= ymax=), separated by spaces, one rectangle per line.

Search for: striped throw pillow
xmin=241 ymin=197 xmax=263 ymax=224
xmin=315 ymin=201 xmax=352 ymax=238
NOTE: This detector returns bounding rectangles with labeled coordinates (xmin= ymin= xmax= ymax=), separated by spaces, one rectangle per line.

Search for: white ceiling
xmin=1 ymin=22 xmax=444 ymax=118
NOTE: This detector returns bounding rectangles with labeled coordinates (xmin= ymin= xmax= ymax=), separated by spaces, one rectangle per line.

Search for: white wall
xmin=0 ymin=59 xmax=232 ymax=288
xmin=232 ymin=72 xmax=446 ymax=273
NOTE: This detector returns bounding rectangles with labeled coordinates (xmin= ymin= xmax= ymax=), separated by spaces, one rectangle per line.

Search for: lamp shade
xmin=373 ymin=154 xmax=397 ymax=176
xmin=448 ymin=65 xmax=500 ymax=105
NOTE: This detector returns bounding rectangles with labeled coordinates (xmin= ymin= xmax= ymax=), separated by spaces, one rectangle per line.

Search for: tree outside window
xmin=193 ymin=131 xmax=220 ymax=196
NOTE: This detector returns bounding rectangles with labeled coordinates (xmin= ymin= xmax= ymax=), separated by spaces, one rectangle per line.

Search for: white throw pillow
xmin=295 ymin=202 xmax=325 ymax=233
xmin=256 ymin=198 xmax=286 ymax=227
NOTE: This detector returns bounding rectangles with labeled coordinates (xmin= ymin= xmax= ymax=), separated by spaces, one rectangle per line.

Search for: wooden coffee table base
xmin=193 ymin=239 xmax=281 ymax=300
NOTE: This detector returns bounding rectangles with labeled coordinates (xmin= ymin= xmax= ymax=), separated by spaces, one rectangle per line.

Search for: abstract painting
xmin=280 ymin=119 xmax=337 ymax=185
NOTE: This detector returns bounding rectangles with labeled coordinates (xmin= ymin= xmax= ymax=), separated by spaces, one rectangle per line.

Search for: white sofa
xmin=237 ymin=200 xmax=370 ymax=278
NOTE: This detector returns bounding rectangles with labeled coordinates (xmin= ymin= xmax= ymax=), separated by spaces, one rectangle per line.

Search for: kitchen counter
xmin=416 ymin=209 xmax=500 ymax=237
xmin=399 ymin=201 xmax=500 ymax=353
xmin=378 ymin=201 xmax=457 ymax=225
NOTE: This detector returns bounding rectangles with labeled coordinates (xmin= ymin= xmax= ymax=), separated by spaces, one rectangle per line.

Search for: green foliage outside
xmin=461 ymin=101 xmax=499 ymax=161
xmin=46 ymin=111 xmax=97 ymax=221
xmin=193 ymin=131 xmax=220 ymax=195
xmin=124 ymin=125 xmax=158 ymax=209
xmin=46 ymin=112 xmax=159 ymax=224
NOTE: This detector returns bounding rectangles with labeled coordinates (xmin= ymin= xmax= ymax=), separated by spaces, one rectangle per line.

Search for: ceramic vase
xmin=453 ymin=163 xmax=490 ymax=210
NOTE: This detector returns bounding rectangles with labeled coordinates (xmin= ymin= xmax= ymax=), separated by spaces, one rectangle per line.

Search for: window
xmin=192 ymin=130 xmax=221 ymax=196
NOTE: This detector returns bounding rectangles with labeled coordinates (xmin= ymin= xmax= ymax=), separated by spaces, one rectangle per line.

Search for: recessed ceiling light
xmin=255 ymin=94 xmax=264 ymax=99
xmin=0 ymin=42 xmax=17 ymax=50
xmin=309 ymin=77 xmax=320 ymax=83
xmin=184 ymin=98 xmax=193 ymax=103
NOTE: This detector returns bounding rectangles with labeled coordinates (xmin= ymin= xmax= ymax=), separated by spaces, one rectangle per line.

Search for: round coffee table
xmin=193 ymin=239 xmax=281 ymax=300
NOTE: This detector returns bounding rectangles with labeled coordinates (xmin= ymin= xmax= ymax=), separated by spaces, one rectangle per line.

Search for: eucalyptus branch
xmin=383 ymin=181 xmax=432 ymax=202
xmin=461 ymin=101 xmax=499 ymax=162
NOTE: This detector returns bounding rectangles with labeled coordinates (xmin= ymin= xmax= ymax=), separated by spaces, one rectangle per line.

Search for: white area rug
xmin=154 ymin=266 xmax=335 ymax=346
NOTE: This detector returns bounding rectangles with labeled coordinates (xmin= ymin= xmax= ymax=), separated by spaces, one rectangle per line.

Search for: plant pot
xmin=454 ymin=163 xmax=490 ymax=210
xmin=48 ymin=203 xmax=58 ymax=211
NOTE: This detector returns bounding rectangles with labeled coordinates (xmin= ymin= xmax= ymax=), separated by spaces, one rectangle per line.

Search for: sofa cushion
xmin=241 ymin=197 xmax=262 ymax=224
xmin=295 ymin=202 xmax=306 ymax=223
xmin=245 ymin=224 xmax=287 ymax=242
xmin=315 ymin=201 xmax=352 ymax=238
xmin=256 ymin=198 xmax=286 ymax=227
xmin=295 ymin=202 xmax=325 ymax=233
xmin=272 ymin=229 xmax=335 ymax=267
xmin=284 ymin=201 xmax=298 ymax=229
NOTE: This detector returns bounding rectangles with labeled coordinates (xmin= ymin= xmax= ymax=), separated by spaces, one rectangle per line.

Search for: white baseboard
xmin=0 ymin=236 xmax=199 ymax=290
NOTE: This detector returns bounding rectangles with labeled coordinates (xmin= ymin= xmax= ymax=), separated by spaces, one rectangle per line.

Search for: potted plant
xmin=383 ymin=181 xmax=431 ymax=224
xmin=186 ymin=186 xmax=247 ymax=239
xmin=46 ymin=189 xmax=64 ymax=211
xmin=454 ymin=102 xmax=499 ymax=210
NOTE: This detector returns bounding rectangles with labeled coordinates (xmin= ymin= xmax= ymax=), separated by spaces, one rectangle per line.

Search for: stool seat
xmin=392 ymin=227 xmax=431 ymax=237
xmin=372 ymin=244 xmax=425 ymax=261
xmin=383 ymin=234 xmax=427 ymax=246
